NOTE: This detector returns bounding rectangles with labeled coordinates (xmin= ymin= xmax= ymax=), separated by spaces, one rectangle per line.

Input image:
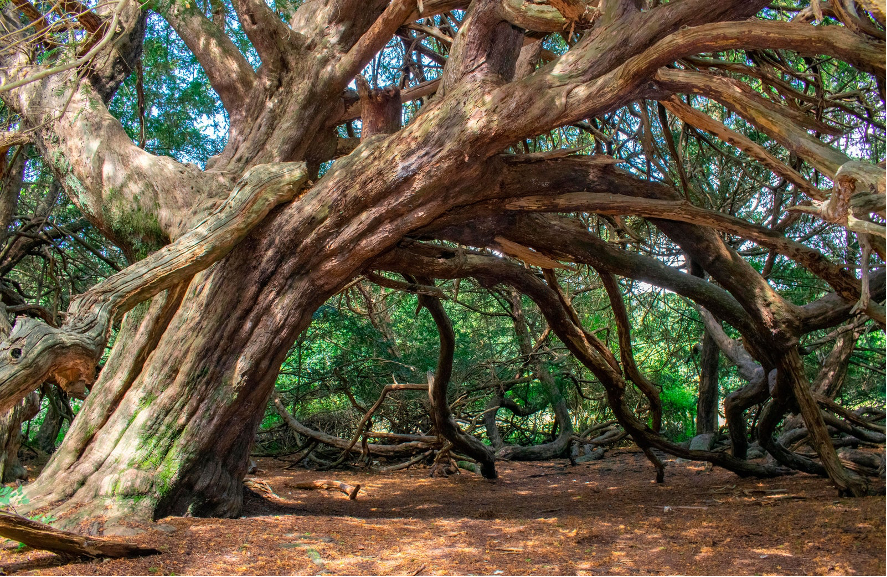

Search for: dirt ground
xmin=1 ymin=449 xmax=884 ymax=576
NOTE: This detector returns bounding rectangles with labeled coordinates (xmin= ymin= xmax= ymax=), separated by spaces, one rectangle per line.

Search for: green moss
xmin=126 ymin=300 xmax=153 ymax=326
xmin=124 ymin=390 xmax=158 ymax=433
xmin=138 ymin=391 xmax=158 ymax=411
xmin=155 ymin=458 xmax=180 ymax=497
xmin=103 ymin=188 xmax=167 ymax=260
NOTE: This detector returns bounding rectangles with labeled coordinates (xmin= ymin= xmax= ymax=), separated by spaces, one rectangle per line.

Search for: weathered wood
xmin=0 ymin=510 xmax=159 ymax=559
xmin=0 ymin=391 xmax=38 ymax=482
xmin=336 ymin=383 xmax=429 ymax=461
xmin=290 ymin=479 xmax=361 ymax=500
xmin=498 ymin=0 xmax=597 ymax=32
xmin=0 ymin=162 xmax=308 ymax=413
xmin=355 ymin=77 xmax=402 ymax=139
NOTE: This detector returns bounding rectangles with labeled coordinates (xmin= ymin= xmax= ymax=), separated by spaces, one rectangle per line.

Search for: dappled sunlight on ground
xmin=1 ymin=450 xmax=884 ymax=575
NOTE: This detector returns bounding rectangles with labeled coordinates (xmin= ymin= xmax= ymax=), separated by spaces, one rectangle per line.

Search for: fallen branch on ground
xmin=288 ymin=480 xmax=361 ymax=500
xmin=0 ymin=510 xmax=159 ymax=559
xmin=244 ymin=479 xmax=281 ymax=499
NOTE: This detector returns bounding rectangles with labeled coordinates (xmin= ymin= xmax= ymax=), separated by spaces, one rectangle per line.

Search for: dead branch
xmin=289 ymin=479 xmax=361 ymax=500
xmin=271 ymin=390 xmax=439 ymax=457
xmin=327 ymin=382 xmax=428 ymax=468
xmin=0 ymin=510 xmax=159 ymax=559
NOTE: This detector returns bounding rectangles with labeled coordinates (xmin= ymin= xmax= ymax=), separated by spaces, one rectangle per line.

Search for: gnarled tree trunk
xmin=0 ymin=392 xmax=38 ymax=482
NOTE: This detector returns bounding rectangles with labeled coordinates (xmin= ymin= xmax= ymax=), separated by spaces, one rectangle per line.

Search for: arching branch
xmin=333 ymin=1 xmax=420 ymax=91
xmin=499 ymin=191 xmax=868 ymax=313
xmin=656 ymin=68 xmax=855 ymax=178
xmin=425 ymin=211 xmax=757 ymax=337
xmin=373 ymin=244 xmax=791 ymax=479
xmin=598 ymin=271 xmax=662 ymax=432
xmin=659 ymin=96 xmax=824 ymax=201
xmin=0 ymin=162 xmax=308 ymax=413
xmin=155 ymin=0 xmax=257 ymax=117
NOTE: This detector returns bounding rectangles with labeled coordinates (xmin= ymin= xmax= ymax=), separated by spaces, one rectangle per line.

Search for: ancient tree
xmin=0 ymin=0 xmax=884 ymax=526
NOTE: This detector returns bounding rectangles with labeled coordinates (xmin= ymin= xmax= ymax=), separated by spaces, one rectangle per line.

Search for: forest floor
xmin=0 ymin=448 xmax=884 ymax=576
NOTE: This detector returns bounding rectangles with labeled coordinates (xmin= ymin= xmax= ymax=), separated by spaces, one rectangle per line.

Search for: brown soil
xmin=1 ymin=450 xmax=884 ymax=575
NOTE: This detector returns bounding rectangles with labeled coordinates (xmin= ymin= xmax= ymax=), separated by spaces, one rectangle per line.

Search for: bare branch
xmin=500 ymin=191 xmax=871 ymax=320
xmin=660 ymin=96 xmax=824 ymax=201
xmin=656 ymin=68 xmax=853 ymax=179
xmin=599 ymin=270 xmax=662 ymax=432
xmin=231 ymin=0 xmax=298 ymax=72
xmin=333 ymin=0 xmax=419 ymax=90
xmin=157 ymin=0 xmax=257 ymax=117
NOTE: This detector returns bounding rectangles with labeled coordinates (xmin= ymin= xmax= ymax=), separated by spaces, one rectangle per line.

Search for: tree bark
xmin=0 ymin=392 xmax=37 ymax=482
xmin=696 ymin=329 xmax=720 ymax=436
xmin=356 ymin=77 xmax=402 ymax=139
xmin=0 ymin=411 xmax=20 ymax=485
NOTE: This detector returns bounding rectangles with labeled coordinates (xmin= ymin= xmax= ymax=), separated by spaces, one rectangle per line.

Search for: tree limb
xmin=0 ymin=162 xmax=309 ymax=413
xmin=417 ymin=276 xmax=498 ymax=478
xmin=154 ymin=0 xmax=256 ymax=117
xmin=659 ymin=96 xmax=824 ymax=201
xmin=0 ymin=510 xmax=159 ymax=559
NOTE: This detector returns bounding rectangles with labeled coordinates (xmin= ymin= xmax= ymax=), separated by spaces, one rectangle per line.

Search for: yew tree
xmin=0 ymin=0 xmax=884 ymax=525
